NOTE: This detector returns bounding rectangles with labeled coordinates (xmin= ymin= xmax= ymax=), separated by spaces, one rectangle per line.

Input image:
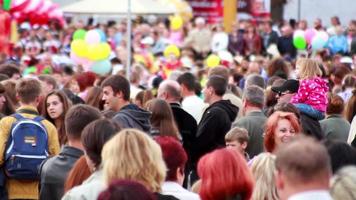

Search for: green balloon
xmin=293 ymin=36 xmax=307 ymax=49
xmin=73 ymin=29 xmax=87 ymax=40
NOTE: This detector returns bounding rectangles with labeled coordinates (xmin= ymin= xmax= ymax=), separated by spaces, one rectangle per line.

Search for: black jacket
xmin=170 ymin=103 xmax=197 ymax=153
xmin=113 ymin=104 xmax=151 ymax=132
xmin=192 ymin=100 xmax=238 ymax=164
xmin=39 ymin=146 xmax=84 ymax=200
xmin=277 ymin=35 xmax=297 ymax=59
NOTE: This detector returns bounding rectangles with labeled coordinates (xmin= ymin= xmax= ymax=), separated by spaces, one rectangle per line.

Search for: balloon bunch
xmin=70 ymin=29 xmax=112 ymax=76
xmin=293 ymin=29 xmax=329 ymax=51
xmin=8 ymin=0 xmax=64 ymax=26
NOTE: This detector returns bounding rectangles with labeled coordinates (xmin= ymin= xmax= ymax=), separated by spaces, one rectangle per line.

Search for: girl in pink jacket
xmin=291 ymin=58 xmax=329 ymax=120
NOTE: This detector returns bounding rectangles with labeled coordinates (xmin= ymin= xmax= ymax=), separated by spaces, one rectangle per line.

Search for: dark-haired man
xmin=101 ymin=75 xmax=151 ymax=132
xmin=192 ymin=75 xmax=238 ymax=166
xmin=40 ymin=104 xmax=102 ymax=200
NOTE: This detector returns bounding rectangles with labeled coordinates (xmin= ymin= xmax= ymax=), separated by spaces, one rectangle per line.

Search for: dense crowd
xmin=0 ymin=15 xmax=355 ymax=200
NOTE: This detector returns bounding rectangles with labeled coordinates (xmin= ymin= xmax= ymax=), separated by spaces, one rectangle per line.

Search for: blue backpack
xmin=4 ymin=113 xmax=49 ymax=180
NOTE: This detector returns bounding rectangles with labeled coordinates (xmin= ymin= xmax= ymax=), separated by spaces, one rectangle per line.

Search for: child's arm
xmin=290 ymin=80 xmax=310 ymax=104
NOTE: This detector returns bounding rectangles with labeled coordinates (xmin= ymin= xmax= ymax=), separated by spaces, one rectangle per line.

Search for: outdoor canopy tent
xmin=61 ymin=0 xmax=177 ymax=14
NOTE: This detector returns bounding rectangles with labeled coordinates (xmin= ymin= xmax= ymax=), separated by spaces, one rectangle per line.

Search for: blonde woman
xmin=101 ymin=129 xmax=178 ymax=200
xmin=250 ymin=153 xmax=279 ymax=200
xmin=330 ymin=166 xmax=356 ymax=200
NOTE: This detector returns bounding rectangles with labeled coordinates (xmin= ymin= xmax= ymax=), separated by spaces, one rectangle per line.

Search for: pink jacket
xmin=291 ymin=77 xmax=329 ymax=112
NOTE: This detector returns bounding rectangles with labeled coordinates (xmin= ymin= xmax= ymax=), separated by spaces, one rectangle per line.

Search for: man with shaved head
xmin=157 ymin=80 xmax=197 ymax=185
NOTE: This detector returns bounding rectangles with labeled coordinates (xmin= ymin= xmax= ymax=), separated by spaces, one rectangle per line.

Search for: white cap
xmin=141 ymin=37 xmax=154 ymax=45
xmin=181 ymin=56 xmax=193 ymax=68
xmin=195 ymin=17 xmax=205 ymax=25
xmin=20 ymin=22 xmax=31 ymax=30
xmin=340 ymin=56 xmax=353 ymax=64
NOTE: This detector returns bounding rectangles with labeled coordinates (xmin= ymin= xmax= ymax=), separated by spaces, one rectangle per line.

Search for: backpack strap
xmin=12 ymin=113 xmax=25 ymax=121
xmin=33 ymin=116 xmax=45 ymax=123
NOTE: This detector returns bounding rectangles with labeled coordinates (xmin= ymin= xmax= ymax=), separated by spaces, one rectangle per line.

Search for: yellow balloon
xmin=98 ymin=43 xmax=111 ymax=60
xmin=164 ymin=44 xmax=180 ymax=58
xmin=71 ymin=40 xmax=88 ymax=57
xmin=170 ymin=15 xmax=183 ymax=31
xmin=87 ymin=44 xmax=101 ymax=61
xmin=206 ymin=54 xmax=221 ymax=68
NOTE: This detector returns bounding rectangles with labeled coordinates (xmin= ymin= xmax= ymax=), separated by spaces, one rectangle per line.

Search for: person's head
xmin=146 ymin=99 xmax=180 ymax=140
xmin=134 ymin=90 xmax=154 ymax=109
xmin=344 ymin=89 xmax=356 ymax=123
xmin=246 ymin=61 xmax=261 ymax=75
xmin=2 ymin=79 xmax=18 ymax=106
xmin=0 ymin=83 xmax=15 ymax=115
xmin=177 ymin=72 xmax=196 ymax=97
xmin=64 ymin=156 xmax=92 ymax=193
xmin=157 ymin=80 xmax=181 ymax=102
xmin=324 ymin=140 xmax=356 ymax=173
xmin=43 ymin=90 xmax=72 ymax=121
xmin=101 ymin=75 xmax=130 ymax=111
xmin=331 ymin=16 xmax=341 ymax=26
xmin=203 ymin=75 xmax=227 ymax=104
xmin=65 ymin=104 xmax=102 ymax=142
xmin=155 ymin=136 xmax=187 ymax=185
xmin=38 ymin=74 xmax=58 ymax=95
xmin=271 ymin=79 xmax=299 ymax=103
xmin=242 ymin=85 xmax=264 ymax=114
xmin=195 ymin=17 xmax=206 ymax=29
xmin=295 ymin=58 xmax=322 ymax=79
xmin=275 ymin=136 xmax=331 ymax=200
xmin=264 ymin=111 xmax=301 ymax=153
xmin=326 ymin=94 xmax=344 ymax=115
xmin=330 ymin=66 xmax=352 ymax=86
xmin=85 ymin=86 xmax=104 ymax=110
xmin=198 ymin=148 xmax=254 ymax=200
xmin=98 ymin=180 xmax=155 ymax=200
xmin=102 ymin=129 xmax=166 ymax=193
xmin=0 ymin=64 xmax=21 ymax=80
xmin=245 ymin=74 xmax=265 ymax=89
xmin=330 ymin=166 xmax=356 ymax=200
xmin=225 ymin=127 xmax=249 ymax=154
xmin=342 ymin=74 xmax=356 ymax=89
xmin=81 ymin=119 xmax=121 ymax=170
xmin=250 ymin=153 xmax=278 ymax=200
xmin=270 ymin=102 xmax=301 ymax=120
xmin=16 ymin=78 xmax=42 ymax=106
xmin=76 ymin=72 xmax=97 ymax=92
xmin=208 ymin=66 xmax=229 ymax=80
xmin=267 ymin=58 xmax=290 ymax=79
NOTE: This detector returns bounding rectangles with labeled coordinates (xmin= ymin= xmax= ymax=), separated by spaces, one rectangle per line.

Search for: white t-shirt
xmin=162 ymin=181 xmax=200 ymax=200
xmin=182 ymin=95 xmax=207 ymax=124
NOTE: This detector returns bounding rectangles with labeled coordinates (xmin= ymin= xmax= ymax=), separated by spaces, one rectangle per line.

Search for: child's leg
xmin=294 ymin=103 xmax=325 ymax=120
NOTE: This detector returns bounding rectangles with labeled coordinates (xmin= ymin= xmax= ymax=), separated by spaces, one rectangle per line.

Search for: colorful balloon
xmin=164 ymin=44 xmax=180 ymax=58
xmin=87 ymin=43 xmax=111 ymax=61
xmin=311 ymin=36 xmax=327 ymax=51
xmin=85 ymin=30 xmax=101 ymax=44
xmin=73 ymin=29 xmax=87 ymax=40
xmin=96 ymin=29 xmax=106 ymax=42
xmin=293 ymin=36 xmax=307 ymax=49
xmin=206 ymin=54 xmax=220 ymax=68
xmin=91 ymin=60 xmax=112 ymax=75
xmin=304 ymin=29 xmax=317 ymax=44
xmin=71 ymin=40 xmax=88 ymax=57
xmin=170 ymin=15 xmax=183 ymax=31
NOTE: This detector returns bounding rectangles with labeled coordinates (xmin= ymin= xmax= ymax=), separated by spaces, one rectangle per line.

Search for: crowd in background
xmin=0 ymin=14 xmax=355 ymax=200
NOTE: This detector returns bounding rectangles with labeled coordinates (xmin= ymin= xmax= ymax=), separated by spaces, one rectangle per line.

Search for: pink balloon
xmin=304 ymin=29 xmax=317 ymax=44
xmin=85 ymin=30 xmax=101 ymax=44
xmin=70 ymin=52 xmax=93 ymax=71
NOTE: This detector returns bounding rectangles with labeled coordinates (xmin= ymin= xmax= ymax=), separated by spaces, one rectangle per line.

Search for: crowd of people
xmin=0 ymin=14 xmax=355 ymax=200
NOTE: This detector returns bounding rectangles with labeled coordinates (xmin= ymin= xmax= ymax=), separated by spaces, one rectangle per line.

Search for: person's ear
xmin=241 ymin=141 xmax=248 ymax=150
xmin=275 ymin=169 xmax=284 ymax=190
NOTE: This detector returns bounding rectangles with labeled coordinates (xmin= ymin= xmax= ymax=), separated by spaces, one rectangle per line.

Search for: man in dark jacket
xmin=277 ymin=25 xmax=297 ymax=59
xmin=101 ymin=75 xmax=151 ymax=132
xmin=40 ymin=105 xmax=102 ymax=200
xmin=193 ymin=76 xmax=238 ymax=165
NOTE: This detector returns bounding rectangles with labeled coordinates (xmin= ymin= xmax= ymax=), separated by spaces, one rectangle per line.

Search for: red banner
xmin=188 ymin=0 xmax=223 ymax=24
xmin=187 ymin=0 xmax=270 ymax=23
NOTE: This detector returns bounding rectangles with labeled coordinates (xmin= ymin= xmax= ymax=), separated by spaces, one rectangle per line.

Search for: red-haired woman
xmin=264 ymin=111 xmax=301 ymax=153
xmin=198 ymin=148 xmax=254 ymax=200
